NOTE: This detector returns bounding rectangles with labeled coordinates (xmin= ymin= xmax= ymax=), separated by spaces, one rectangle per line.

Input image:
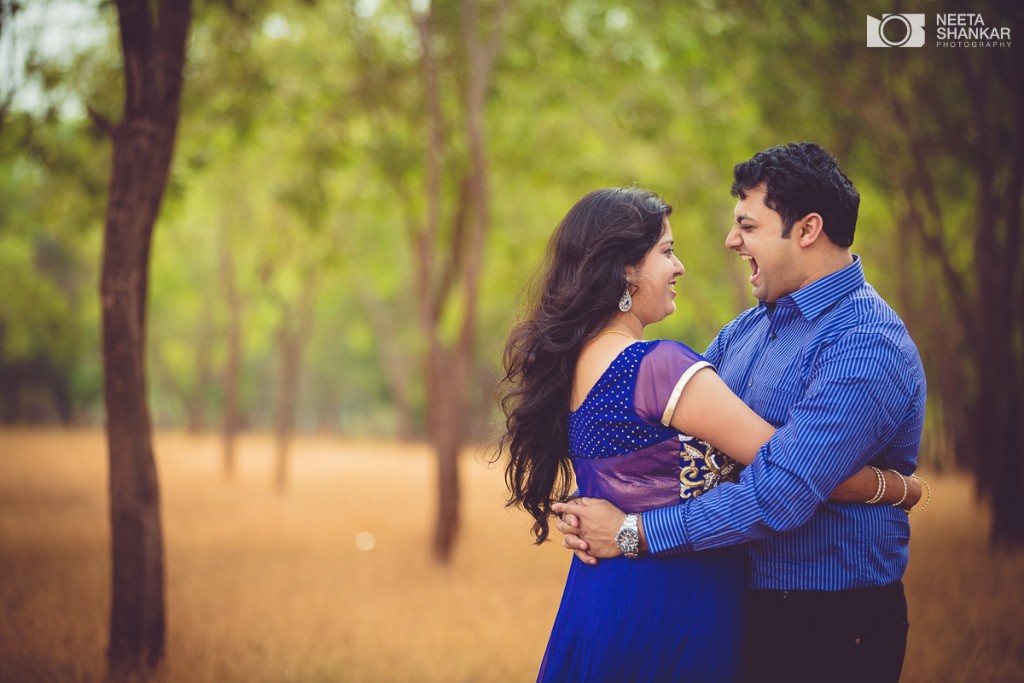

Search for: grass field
xmin=1 ymin=429 xmax=1022 ymax=682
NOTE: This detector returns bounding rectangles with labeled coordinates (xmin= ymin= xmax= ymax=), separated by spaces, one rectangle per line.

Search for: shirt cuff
xmin=642 ymin=504 xmax=691 ymax=556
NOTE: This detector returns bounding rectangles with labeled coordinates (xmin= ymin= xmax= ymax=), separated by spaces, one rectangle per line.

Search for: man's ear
xmin=797 ymin=213 xmax=825 ymax=247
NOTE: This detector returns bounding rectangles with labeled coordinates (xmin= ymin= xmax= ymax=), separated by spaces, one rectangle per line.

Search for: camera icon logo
xmin=866 ymin=14 xmax=926 ymax=47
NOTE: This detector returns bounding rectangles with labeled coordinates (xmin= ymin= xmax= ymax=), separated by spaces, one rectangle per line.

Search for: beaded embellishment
xmin=678 ymin=435 xmax=740 ymax=500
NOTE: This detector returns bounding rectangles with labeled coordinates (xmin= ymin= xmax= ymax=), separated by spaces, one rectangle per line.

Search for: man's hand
xmin=553 ymin=505 xmax=598 ymax=566
xmin=551 ymin=497 xmax=628 ymax=563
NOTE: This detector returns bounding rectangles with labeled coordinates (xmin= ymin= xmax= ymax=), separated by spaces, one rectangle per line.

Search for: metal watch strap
xmin=615 ymin=513 xmax=641 ymax=559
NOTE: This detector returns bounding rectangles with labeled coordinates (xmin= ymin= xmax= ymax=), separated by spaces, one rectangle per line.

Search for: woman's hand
xmin=551 ymin=497 xmax=628 ymax=562
xmin=900 ymin=475 xmax=922 ymax=511
xmin=554 ymin=505 xmax=599 ymax=566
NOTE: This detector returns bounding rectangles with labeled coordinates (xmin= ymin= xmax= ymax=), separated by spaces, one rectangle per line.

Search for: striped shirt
xmin=644 ymin=256 xmax=926 ymax=590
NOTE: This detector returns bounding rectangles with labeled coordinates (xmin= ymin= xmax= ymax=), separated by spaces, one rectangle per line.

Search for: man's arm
xmin=701 ymin=315 xmax=734 ymax=367
xmin=557 ymin=332 xmax=920 ymax=557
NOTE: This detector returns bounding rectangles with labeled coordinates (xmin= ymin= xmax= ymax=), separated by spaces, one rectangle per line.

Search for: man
xmin=554 ymin=142 xmax=926 ymax=683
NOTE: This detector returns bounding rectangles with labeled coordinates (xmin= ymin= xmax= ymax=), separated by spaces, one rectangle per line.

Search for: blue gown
xmin=537 ymin=340 xmax=746 ymax=682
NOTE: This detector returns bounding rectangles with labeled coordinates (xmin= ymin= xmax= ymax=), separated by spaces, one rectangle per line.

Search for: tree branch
xmin=87 ymin=104 xmax=117 ymax=137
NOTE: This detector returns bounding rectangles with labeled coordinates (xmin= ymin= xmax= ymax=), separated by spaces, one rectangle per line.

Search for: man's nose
xmin=725 ymin=227 xmax=742 ymax=249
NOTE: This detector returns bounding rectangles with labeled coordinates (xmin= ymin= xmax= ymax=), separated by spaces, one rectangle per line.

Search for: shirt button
xmin=748 ymin=379 xmax=753 ymax=387
xmin=769 ymin=332 xmax=777 ymax=340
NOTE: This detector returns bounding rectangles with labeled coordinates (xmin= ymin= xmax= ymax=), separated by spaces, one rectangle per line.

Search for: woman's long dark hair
xmin=498 ymin=187 xmax=672 ymax=543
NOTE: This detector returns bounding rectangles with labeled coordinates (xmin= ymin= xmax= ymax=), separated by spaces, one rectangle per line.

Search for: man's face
xmin=726 ymin=183 xmax=804 ymax=303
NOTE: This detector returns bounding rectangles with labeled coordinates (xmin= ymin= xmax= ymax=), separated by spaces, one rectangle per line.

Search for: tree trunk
xmin=428 ymin=343 xmax=463 ymax=561
xmin=411 ymin=0 xmax=508 ymax=563
xmin=220 ymin=227 xmax=242 ymax=478
xmin=273 ymin=322 xmax=299 ymax=492
xmin=273 ymin=291 xmax=314 ymax=492
xmin=363 ymin=292 xmax=418 ymax=440
xmin=185 ymin=314 xmax=213 ymax=433
xmin=895 ymin=203 xmax=965 ymax=473
xmin=103 ymin=1 xmax=191 ymax=678
xmin=972 ymin=167 xmax=1024 ymax=544
xmin=959 ymin=35 xmax=1024 ymax=544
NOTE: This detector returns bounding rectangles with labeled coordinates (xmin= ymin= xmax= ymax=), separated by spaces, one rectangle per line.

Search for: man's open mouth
xmin=740 ymin=254 xmax=760 ymax=283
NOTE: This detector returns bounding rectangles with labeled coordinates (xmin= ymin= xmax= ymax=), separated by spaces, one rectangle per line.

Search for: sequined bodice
xmin=570 ymin=343 xmax=678 ymax=458
xmin=569 ymin=340 xmax=739 ymax=512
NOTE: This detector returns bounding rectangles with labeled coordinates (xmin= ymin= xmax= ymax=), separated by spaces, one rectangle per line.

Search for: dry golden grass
xmin=0 ymin=429 xmax=1022 ymax=682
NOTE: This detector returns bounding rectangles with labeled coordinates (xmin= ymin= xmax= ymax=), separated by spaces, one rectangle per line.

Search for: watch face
xmin=615 ymin=527 xmax=640 ymax=554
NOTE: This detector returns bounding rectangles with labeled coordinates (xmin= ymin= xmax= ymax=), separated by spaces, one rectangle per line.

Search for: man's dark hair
xmin=731 ymin=142 xmax=860 ymax=247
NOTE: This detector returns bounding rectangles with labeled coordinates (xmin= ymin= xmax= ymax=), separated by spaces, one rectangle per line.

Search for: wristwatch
xmin=615 ymin=513 xmax=641 ymax=559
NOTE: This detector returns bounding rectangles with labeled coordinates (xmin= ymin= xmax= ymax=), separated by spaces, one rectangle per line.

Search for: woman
xmin=498 ymin=187 xmax=917 ymax=682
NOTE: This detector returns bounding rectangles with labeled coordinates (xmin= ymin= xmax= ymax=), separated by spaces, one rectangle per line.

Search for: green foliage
xmin=0 ymin=106 xmax=105 ymax=421
xmin=3 ymin=0 xmax=1015 ymax=471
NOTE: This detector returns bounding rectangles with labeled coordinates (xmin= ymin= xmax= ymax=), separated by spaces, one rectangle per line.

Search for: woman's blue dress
xmin=537 ymin=340 xmax=746 ymax=682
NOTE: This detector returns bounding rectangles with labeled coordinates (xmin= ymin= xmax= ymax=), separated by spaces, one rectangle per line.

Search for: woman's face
xmin=626 ymin=219 xmax=685 ymax=325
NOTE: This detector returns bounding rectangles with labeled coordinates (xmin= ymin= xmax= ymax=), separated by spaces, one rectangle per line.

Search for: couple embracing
xmin=498 ymin=143 xmax=928 ymax=683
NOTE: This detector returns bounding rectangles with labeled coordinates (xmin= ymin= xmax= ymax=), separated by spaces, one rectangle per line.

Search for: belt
xmin=749 ymin=581 xmax=905 ymax=613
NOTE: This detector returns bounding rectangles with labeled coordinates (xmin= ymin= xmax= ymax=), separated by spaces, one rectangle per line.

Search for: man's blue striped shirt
xmin=644 ymin=257 xmax=927 ymax=590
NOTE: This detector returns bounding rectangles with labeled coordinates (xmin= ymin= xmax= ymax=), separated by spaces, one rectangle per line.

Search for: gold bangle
xmin=866 ymin=466 xmax=886 ymax=504
xmin=889 ymin=469 xmax=909 ymax=507
xmin=908 ymin=475 xmax=931 ymax=514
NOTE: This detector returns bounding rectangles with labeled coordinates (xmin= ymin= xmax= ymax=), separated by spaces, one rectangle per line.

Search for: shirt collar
xmin=761 ymin=255 xmax=865 ymax=322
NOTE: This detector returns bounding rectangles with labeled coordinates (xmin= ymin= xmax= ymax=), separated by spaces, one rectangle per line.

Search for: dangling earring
xmin=619 ymin=286 xmax=632 ymax=312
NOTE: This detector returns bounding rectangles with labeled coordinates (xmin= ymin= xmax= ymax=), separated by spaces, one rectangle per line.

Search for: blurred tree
xmin=152 ymin=0 xmax=302 ymax=479
xmin=0 ymin=113 xmax=105 ymax=424
xmin=0 ymin=4 xmax=112 ymax=424
xmin=219 ymin=212 xmax=243 ymax=472
xmin=0 ymin=0 xmax=14 ymax=128
xmin=95 ymin=0 xmax=191 ymax=676
xmin=346 ymin=0 xmax=511 ymax=561
xmin=261 ymin=207 xmax=327 ymax=492
xmin=242 ymin=11 xmax=345 ymax=491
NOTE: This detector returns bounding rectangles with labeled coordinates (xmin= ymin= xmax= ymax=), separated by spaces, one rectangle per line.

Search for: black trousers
xmin=743 ymin=581 xmax=909 ymax=683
